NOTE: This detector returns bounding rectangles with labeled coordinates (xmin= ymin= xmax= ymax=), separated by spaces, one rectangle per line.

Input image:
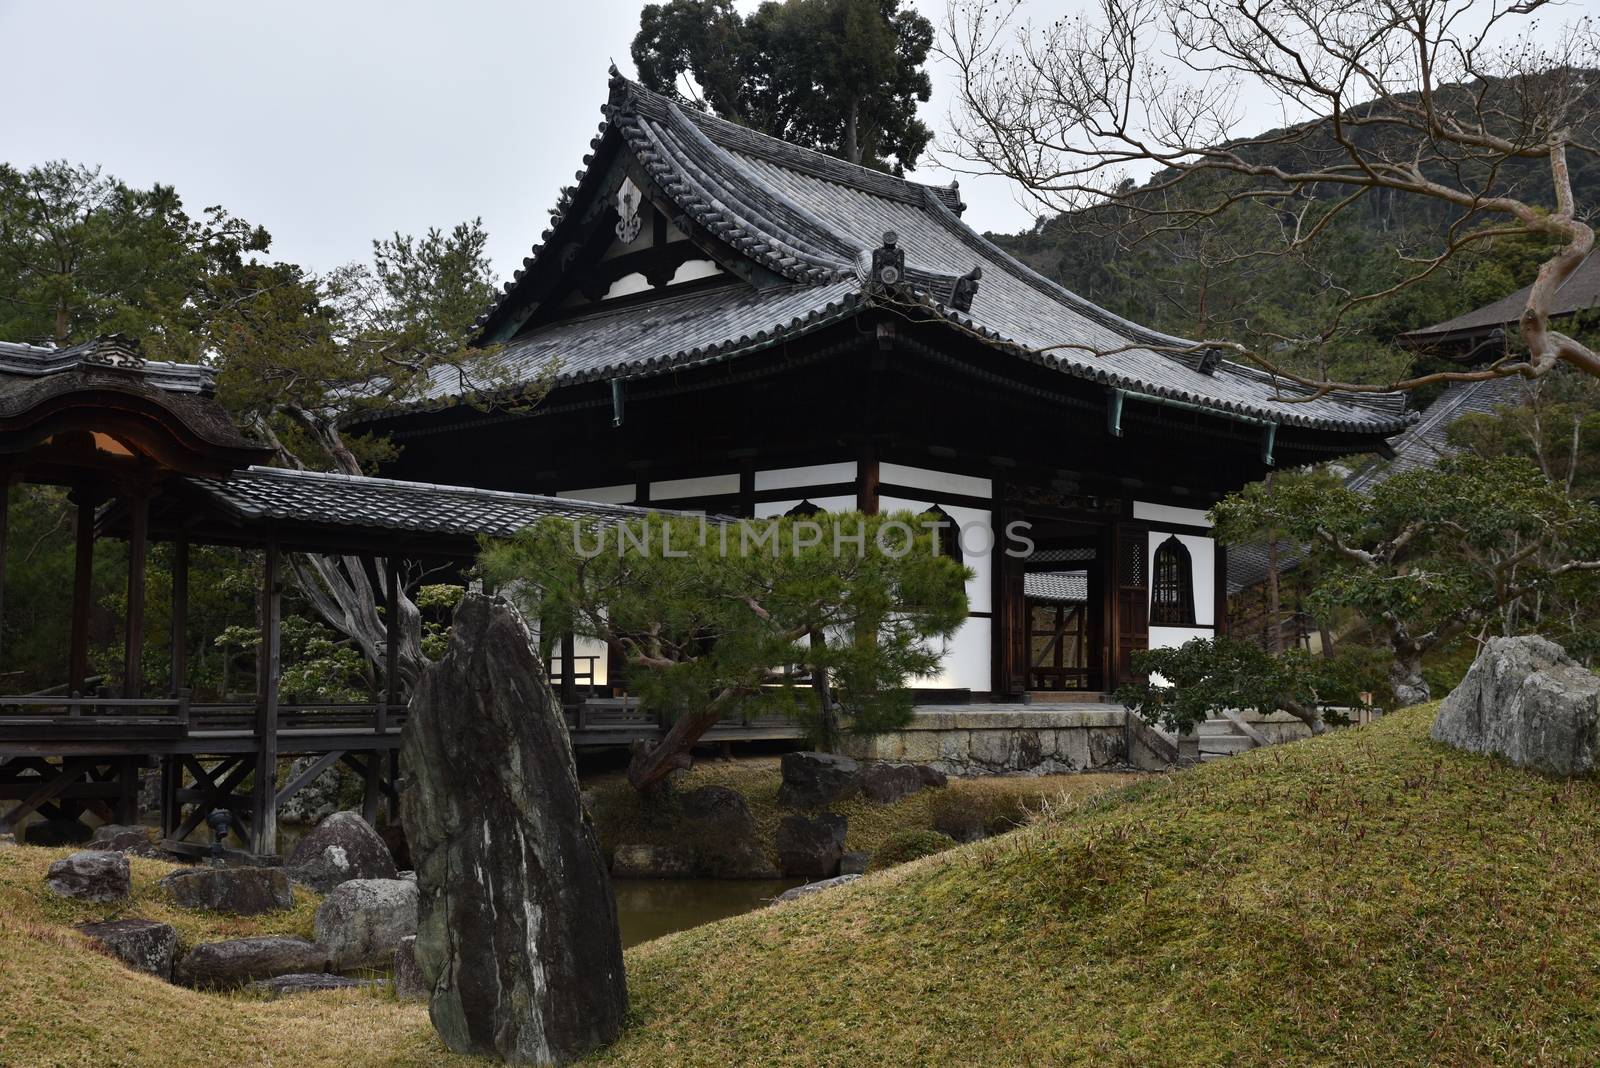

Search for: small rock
xmin=860 ymin=763 xmax=926 ymax=804
xmin=175 ymin=936 xmax=330 ymax=990
xmin=284 ymin=811 xmax=398 ymax=892
xmin=45 ymin=851 xmax=130 ymax=902
xmin=76 ymin=919 xmax=178 ymax=979
xmin=1433 ymin=635 xmax=1600 ymax=776
xmin=839 ymin=851 xmax=870 ymax=876
xmin=678 ymin=785 xmax=777 ymax=878
xmin=248 ymin=973 xmax=386 ymax=998
xmin=778 ymin=751 xmax=861 ymax=808
xmin=776 ymin=811 xmax=847 ymax=878
xmin=313 ymin=877 xmax=419 ymax=971
xmin=915 ymin=765 xmax=948 ymax=789
xmin=612 ymin=843 xmax=694 ymax=878
xmin=0 ymin=832 xmax=15 ymax=849
xmin=159 ymin=865 xmax=293 ymax=915
xmin=394 ymin=935 xmax=427 ymax=1001
xmin=90 ymin=824 xmax=155 ymax=852
xmin=24 ymin=818 xmax=91 ymax=846
xmin=773 ymin=874 xmax=862 ymax=904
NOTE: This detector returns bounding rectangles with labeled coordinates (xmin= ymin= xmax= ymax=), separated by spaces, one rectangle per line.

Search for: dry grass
xmin=7 ymin=708 xmax=1598 ymax=1066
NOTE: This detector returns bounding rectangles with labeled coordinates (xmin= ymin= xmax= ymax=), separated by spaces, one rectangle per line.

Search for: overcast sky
xmin=0 ymin=0 xmax=1067 ymax=281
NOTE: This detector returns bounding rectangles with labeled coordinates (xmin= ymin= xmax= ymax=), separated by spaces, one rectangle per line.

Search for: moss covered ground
xmin=4 ymin=705 xmax=1598 ymax=1066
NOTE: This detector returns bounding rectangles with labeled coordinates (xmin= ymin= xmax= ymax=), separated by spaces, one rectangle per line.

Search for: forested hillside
xmin=990 ymin=74 xmax=1600 ymax=387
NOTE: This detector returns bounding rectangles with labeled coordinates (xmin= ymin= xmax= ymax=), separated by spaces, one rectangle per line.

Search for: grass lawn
xmin=3 ymin=704 xmax=1598 ymax=1066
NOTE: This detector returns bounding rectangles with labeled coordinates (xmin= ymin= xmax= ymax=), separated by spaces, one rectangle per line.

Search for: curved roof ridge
xmin=635 ymin=105 xmax=853 ymax=276
xmin=617 ymin=74 xmax=963 ymax=212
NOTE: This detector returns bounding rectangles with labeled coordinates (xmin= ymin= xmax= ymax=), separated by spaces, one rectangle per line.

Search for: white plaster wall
xmin=879 ymin=462 xmax=991 ymax=499
xmin=556 ymin=484 xmax=636 ymax=504
xmin=602 ymin=272 xmax=652 ymax=300
xmin=1146 ymin=532 xmax=1216 ymax=627
xmin=1149 ymin=625 xmax=1213 ymax=652
xmin=669 ymin=259 xmax=722 ymax=285
xmin=916 ymin=617 xmax=991 ymax=691
xmin=754 ymin=462 xmax=856 ymax=492
xmin=752 ymin=494 xmax=856 ymax=519
xmin=1133 ymin=500 xmax=1212 ymax=527
xmin=649 ymin=473 xmax=739 ymax=501
xmin=568 ymin=635 xmax=610 ymax=688
xmin=880 ymin=494 xmax=992 ymax=614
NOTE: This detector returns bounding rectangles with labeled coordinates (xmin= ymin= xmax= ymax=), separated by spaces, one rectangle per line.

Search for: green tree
xmin=1116 ymin=636 xmax=1391 ymax=737
xmin=0 ymin=161 xmax=267 ymax=352
xmin=632 ymin=0 xmax=934 ymax=173
xmin=482 ymin=511 xmax=970 ymax=793
xmin=1211 ymin=455 xmax=1600 ymax=704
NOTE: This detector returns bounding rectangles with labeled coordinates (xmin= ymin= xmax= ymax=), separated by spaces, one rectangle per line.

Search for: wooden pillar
xmin=159 ymin=756 xmax=180 ymax=839
xmin=560 ymin=632 xmax=577 ymax=707
xmin=1212 ymin=542 xmax=1228 ymax=637
xmin=365 ymin=556 xmax=402 ymax=826
xmin=170 ymin=535 xmax=189 ymax=693
xmin=251 ymin=542 xmax=281 ymax=855
xmin=68 ymin=488 xmax=98 ymax=694
xmin=0 ymin=477 xmax=9 ymax=672
xmin=122 ymin=492 xmax=149 ymax=699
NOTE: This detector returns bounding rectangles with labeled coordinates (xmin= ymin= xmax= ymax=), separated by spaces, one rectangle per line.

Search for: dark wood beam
xmin=170 ymin=535 xmax=188 ymax=694
xmin=251 ymin=542 xmax=281 ymax=854
xmin=68 ymin=488 xmax=98 ymax=694
xmin=123 ymin=492 xmax=149 ymax=699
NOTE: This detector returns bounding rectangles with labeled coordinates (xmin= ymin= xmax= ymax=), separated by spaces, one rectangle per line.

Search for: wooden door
xmin=1113 ymin=526 xmax=1149 ymax=687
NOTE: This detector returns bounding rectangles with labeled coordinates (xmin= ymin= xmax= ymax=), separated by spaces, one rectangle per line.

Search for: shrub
xmin=869 ymin=829 xmax=956 ymax=871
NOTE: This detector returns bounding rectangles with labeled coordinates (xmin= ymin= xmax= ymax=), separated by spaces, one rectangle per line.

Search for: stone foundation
xmin=840 ymin=707 xmax=1131 ymax=777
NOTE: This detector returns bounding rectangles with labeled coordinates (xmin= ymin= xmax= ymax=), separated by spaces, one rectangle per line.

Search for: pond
xmin=612 ymin=877 xmax=803 ymax=948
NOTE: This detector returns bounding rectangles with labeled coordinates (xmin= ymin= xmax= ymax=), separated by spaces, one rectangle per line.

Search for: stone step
xmin=1199 ymin=734 xmax=1255 ymax=754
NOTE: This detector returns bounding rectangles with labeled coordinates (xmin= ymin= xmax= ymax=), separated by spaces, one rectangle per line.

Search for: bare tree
xmin=941 ymin=0 xmax=1599 ymax=395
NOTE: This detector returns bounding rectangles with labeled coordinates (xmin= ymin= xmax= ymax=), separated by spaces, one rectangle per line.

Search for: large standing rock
xmin=159 ymin=866 xmax=293 ymax=915
xmin=45 ymin=851 xmax=130 ymax=902
xmin=1433 ymin=636 xmax=1600 ymax=776
xmin=401 ymin=594 xmax=626 ymax=1065
xmin=175 ymin=936 xmax=330 ymax=989
xmin=77 ymin=919 xmax=178 ymax=979
xmin=776 ymin=812 xmax=847 ymax=878
xmin=284 ymin=811 xmax=398 ymax=892
xmin=313 ymin=877 xmax=419 ymax=970
xmin=778 ymin=752 xmax=861 ymax=808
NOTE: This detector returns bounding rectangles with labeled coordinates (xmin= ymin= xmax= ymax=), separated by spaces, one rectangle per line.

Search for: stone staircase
xmin=1195 ymin=713 xmax=1273 ymax=761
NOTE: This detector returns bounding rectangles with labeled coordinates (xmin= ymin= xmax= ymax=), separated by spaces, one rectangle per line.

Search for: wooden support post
xmin=159 ymin=756 xmax=180 ymax=838
xmin=361 ymin=753 xmax=381 ymax=825
xmin=387 ymin=749 xmax=400 ymax=821
xmin=560 ymin=631 xmax=577 ymax=707
xmin=123 ymin=492 xmax=149 ymax=699
xmin=115 ymin=757 xmax=139 ymax=825
xmin=0 ymin=475 xmax=9 ymax=672
xmin=251 ymin=542 xmax=281 ymax=855
xmin=171 ymin=535 xmax=189 ymax=694
xmin=384 ymin=556 xmax=400 ymax=733
xmin=68 ymin=488 xmax=97 ymax=695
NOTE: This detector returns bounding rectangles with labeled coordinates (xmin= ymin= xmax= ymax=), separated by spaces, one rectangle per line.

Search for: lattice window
xmin=1150 ymin=535 xmax=1196 ymax=626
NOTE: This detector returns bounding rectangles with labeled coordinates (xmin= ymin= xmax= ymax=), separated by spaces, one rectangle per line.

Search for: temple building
xmin=362 ymin=71 xmax=1415 ymax=701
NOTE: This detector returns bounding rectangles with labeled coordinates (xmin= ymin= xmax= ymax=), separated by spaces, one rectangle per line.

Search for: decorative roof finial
xmin=950 ymin=265 xmax=983 ymax=312
xmin=870 ymin=231 xmax=905 ymax=290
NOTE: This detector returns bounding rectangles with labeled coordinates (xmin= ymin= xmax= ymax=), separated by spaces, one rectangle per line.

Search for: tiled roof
xmin=1025 ymin=571 xmax=1089 ymax=603
xmin=0 ymin=335 xmax=262 ymax=454
xmin=180 ymin=466 xmax=674 ymax=539
xmin=442 ymin=72 xmax=1413 ymax=436
xmin=1402 ymin=250 xmax=1600 ymax=344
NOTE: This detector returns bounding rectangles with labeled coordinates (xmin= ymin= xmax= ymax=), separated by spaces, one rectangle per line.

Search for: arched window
xmin=1149 ymin=535 xmax=1195 ymax=626
xmin=921 ymin=505 xmax=963 ymax=564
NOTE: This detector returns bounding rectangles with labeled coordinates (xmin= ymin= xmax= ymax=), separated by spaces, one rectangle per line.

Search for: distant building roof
xmin=1226 ymin=374 xmax=1528 ymax=593
xmin=410 ymin=71 xmax=1413 ymax=438
xmin=1400 ymin=250 xmax=1600 ymax=349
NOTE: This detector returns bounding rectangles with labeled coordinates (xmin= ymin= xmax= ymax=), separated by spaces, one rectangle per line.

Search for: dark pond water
xmin=612 ymin=877 xmax=803 ymax=948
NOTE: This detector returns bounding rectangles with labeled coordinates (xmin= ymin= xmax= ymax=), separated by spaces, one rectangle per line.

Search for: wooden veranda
xmin=0 ymin=337 xmax=688 ymax=855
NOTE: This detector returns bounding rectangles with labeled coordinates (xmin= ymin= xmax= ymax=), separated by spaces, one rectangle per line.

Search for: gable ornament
xmin=614 ymin=178 xmax=643 ymax=244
